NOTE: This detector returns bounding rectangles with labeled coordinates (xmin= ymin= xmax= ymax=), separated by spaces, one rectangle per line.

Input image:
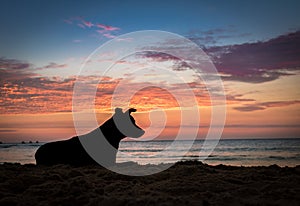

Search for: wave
xmin=0 ymin=144 xmax=19 ymax=149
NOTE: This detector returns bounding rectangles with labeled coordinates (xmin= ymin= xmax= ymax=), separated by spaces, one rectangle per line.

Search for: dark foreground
xmin=0 ymin=161 xmax=299 ymax=206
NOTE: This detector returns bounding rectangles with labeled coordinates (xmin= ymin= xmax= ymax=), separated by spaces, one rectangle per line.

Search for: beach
xmin=0 ymin=161 xmax=299 ymax=206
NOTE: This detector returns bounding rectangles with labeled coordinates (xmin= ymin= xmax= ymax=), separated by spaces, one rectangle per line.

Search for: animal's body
xmin=35 ymin=108 xmax=144 ymax=166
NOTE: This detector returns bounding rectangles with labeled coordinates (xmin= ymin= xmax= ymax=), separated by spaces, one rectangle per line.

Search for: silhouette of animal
xmin=35 ymin=108 xmax=144 ymax=166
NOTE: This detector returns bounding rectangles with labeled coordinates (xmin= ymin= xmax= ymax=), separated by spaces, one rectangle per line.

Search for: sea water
xmin=1 ymin=139 xmax=300 ymax=167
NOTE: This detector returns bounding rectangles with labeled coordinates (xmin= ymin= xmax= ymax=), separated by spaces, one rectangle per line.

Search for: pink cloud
xmin=82 ymin=20 xmax=94 ymax=28
xmin=96 ymin=23 xmax=120 ymax=31
xmin=77 ymin=23 xmax=85 ymax=29
xmin=103 ymin=33 xmax=116 ymax=39
xmin=97 ymin=30 xmax=116 ymax=39
xmin=96 ymin=30 xmax=105 ymax=34
xmin=97 ymin=29 xmax=106 ymax=34
xmin=64 ymin=16 xmax=121 ymax=39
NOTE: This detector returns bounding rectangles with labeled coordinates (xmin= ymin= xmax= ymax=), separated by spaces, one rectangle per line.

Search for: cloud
xmin=233 ymin=105 xmax=265 ymax=112
xmin=0 ymin=57 xmax=36 ymax=81
xmin=139 ymin=31 xmax=300 ymax=83
xmin=0 ymin=57 xmax=32 ymax=70
xmin=77 ymin=23 xmax=85 ymax=29
xmin=208 ymin=31 xmax=300 ymax=83
xmin=99 ymin=32 xmax=116 ymax=39
xmin=0 ymin=76 xmax=76 ymax=114
xmin=0 ymin=129 xmax=17 ymax=133
xmin=173 ymin=61 xmax=193 ymax=71
xmin=164 ymin=123 xmax=300 ymax=129
xmin=1 ymin=56 xmax=297 ymax=115
xmin=96 ymin=23 xmax=120 ymax=31
xmin=234 ymin=100 xmax=300 ymax=112
xmin=0 ymin=60 xmax=212 ymax=114
xmin=40 ymin=62 xmax=68 ymax=69
xmin=0 ymin=57 xmax=74 ymax=114
xmin=136 ymin=51 xmax=180 ymax=62
xmin=82 ymin=20 xmax=93 ymax=28
xmin=226 ymin=94 xmax=255 ymax=103
xmin=260 ymin=100 xmax=300 ymax=108
xmin=63 ymin=17 xmax=120 ymax=39
xmin=187 ymin=26 xmax=252 ymax=46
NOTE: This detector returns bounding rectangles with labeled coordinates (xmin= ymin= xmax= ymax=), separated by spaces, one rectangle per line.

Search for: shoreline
xmin=2 ymin=137 xmax=300 ymax=144
xmin=1 ymin=138 xmax=300 ymax=167
xmin=1 ymin=161 xmax=299 ymax=205
xmin=1 ymin=160 xmax=300 ymax=168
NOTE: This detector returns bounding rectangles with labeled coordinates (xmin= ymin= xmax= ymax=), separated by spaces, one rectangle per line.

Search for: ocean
xmin=1 ymin=139 xmax=300 ymax=167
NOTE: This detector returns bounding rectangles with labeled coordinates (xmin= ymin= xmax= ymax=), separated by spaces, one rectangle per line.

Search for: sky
xmin=0 ymin=0 xmax=300 ymax=142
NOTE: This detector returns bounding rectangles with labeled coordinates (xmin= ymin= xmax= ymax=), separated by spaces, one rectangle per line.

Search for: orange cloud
xmin=1 ymin=56 xmax=300 ymax=141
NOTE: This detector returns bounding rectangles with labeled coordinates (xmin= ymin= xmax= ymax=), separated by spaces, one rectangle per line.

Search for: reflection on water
xmin=117 ymin=139 xmax=300 ymax=166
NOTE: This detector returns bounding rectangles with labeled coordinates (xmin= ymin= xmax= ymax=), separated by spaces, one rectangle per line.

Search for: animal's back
xmin=35 ymin=137 xmax=96 ymax=166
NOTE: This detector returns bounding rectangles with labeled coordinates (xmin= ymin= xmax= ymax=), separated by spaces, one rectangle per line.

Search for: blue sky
xmin=1 ymin=0 xmax=299 ymax=66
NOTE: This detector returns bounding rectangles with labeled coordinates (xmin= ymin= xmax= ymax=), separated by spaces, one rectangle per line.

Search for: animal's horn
xmin=128 ymin=108 xmax=137 ymax=114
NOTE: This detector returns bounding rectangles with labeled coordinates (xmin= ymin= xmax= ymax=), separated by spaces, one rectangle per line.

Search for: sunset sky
xmin=1 ymin=0 xmax=300 ymax=142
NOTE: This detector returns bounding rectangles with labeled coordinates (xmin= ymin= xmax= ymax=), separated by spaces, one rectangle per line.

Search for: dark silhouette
xmin=35 ymin=108 xmax=144 ymax=166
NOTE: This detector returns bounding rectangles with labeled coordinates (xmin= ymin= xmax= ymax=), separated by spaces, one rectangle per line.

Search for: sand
xmin=0 ymin=161 xmax=299 ymax=206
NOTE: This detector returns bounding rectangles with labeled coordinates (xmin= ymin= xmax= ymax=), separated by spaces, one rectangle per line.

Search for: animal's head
xmin=101 ymin=108 xmax=145 ymax=139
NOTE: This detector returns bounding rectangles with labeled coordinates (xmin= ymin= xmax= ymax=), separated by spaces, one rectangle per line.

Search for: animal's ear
xmin=127 ymin=108 xmax=137 ymax=114
xmin=115 ymin=108 xmax=123 ymax=114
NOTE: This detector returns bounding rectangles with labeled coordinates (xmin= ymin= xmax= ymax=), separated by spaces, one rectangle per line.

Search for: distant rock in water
xmin=29 ymin=141 xmax=32 ymax=144
xmin=0 ymin=141 xmax=2 ymax=144
xmin=36 ymin=141 xmax=39 ymax=143
xmin=21 ymin=141 xmax=25 ymax=144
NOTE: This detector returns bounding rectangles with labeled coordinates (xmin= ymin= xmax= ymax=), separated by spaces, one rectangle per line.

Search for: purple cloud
xmin=41 ymin=62 xmax=67 ymax=69
xmin=0 ymin=58 xmax=35 ymax=81
xmin=234 ymin=100 xmax=300 ymax=112
xmin=136 ymin=51 xmax=180 ymax=62
xmin=139 ymin=31 xmax=300 ymax=83
xmin=0 ymin=57 xmax=31 ymax=70
xmin=208 ymin=31 xmax=300 ymax=83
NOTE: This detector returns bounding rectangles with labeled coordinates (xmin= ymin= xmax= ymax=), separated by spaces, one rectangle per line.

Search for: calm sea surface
xmin=1 ymin=139 xmax=299 ymax=167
